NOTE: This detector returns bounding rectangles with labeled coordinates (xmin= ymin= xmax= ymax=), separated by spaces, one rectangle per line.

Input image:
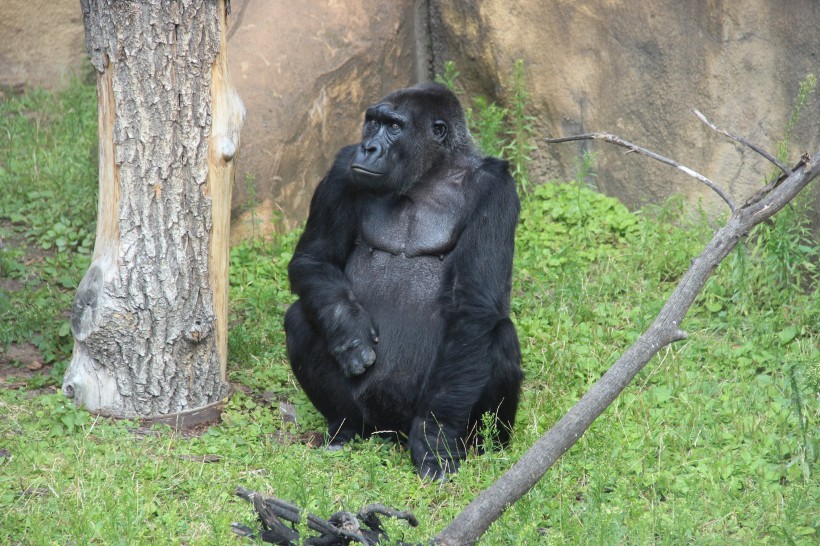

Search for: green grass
xmin=0 ymin=81 xmax=97 ymax=385
xmin=1 ymin=79 xmax=818 ymax=545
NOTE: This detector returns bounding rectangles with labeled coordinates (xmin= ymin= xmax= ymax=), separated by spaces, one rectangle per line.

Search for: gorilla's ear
xmin=432 ymin=120 xmax=448 ymax=142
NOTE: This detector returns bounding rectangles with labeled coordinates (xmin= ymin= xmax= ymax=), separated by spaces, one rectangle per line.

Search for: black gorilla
xmin=284 ymin=82 xmax=522 ymax=479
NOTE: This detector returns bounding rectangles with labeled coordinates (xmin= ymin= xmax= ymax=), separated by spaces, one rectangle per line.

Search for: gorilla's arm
xmin=412 ymin=158 xmax=521 ymax=476
xmin=436 ymin=158 xmax=519 ymax=396
xmin=288 ymin=146 xmax=378 ymax=377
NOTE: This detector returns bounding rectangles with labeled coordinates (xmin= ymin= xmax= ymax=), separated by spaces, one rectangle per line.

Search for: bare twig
xmin=693 ymin=109 xmax=792 ymax=176
xmin=235 ymin=486 xmax=419 ymax=545
xmin=545 ymin=133 xmax=737 ymax=211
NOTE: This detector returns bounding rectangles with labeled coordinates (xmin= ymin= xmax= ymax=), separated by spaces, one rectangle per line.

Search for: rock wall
xmin=225 ymin=1 xmax=419 ymax=237
xmin=0 ymin=1 xmax=86 ymax=91
xmin=427 ymin=0 xmax=820 ymax=216
xmin=2 ymin=0 xmax=818 ymax=231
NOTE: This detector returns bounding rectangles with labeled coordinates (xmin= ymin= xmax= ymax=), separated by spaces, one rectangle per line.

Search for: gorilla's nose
xmin=364 ymin=139 xmax=384 ymax=158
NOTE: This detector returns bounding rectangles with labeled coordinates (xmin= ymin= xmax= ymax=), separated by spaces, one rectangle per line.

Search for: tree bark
xmin=433 ymin=151 xmax=820 ymax=545
xmin=63 ymin=0 xmax=244 ymax=424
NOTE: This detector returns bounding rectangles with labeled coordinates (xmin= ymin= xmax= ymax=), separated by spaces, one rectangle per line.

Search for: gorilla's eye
xmin=390 ymin=123 xmax=400 ymax=130
xmin=432 ymin=120 xmax=447 ymax=140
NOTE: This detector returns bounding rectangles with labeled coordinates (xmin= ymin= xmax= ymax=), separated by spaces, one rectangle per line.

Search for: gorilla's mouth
xmin=351 ymin=166 xmax=386 ymax=177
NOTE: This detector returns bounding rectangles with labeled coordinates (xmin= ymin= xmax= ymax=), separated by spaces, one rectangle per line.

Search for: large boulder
xmin=226 ymin=1 xmax=418 ymax=238
xmin=0 ymin=1 xmax=86 ymax=91
xmin=428 ymin=0 xmax=820 ymax=215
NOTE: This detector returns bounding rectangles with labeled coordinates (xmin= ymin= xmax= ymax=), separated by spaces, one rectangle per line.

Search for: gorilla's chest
xmin=357 ymin=172 xmax=467 ymax=258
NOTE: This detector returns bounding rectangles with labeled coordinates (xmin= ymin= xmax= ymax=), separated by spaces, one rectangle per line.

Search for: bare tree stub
xmin=64 ymin=0 xmax=243 ymax=422
xmin=433 ymin=151 xmax=819 ymax=545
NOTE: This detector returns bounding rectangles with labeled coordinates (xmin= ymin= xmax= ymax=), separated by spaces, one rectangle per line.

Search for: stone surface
xmin=0 ymin=1 xmax=86 ymax=90
xmin=3 ymin=0 xmax=818 ymax=230
xmin=225 ymin=0 xmax=418 ymax=238
xmin=428 ymin=0 xmax=820 ymax=215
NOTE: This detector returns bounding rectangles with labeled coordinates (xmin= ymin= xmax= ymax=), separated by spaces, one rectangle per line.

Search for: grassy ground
xmin=1 ymin=81 xmax=818 ymax=545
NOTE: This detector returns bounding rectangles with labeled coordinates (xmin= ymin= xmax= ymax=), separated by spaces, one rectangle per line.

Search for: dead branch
xmin=234 ymin=486 xmax=419 ymax=545
xmin=432 ymin=150 xmax=819 ymax=545
xmin=235 ymin=140 xmax=819 ymax=546
xmin=692 ymin=109 xmax=792 ymax=175
xmin=545 ymin=133 xmax=737 ymax=211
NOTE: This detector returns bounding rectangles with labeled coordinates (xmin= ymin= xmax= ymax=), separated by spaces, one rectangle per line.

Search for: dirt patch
xmin=0 ymin=342 xmax=49 ymax=387
xmin=0 ymin=221 xmax=63 ymax=389
xmin=0 ymin=277 xmax=25 ymax=294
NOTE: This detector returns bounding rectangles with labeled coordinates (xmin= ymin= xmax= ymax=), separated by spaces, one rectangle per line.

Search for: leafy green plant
xmin=437 ymin=60 xmax=537 ymax=195
xmin=1 ymin=82 xmax=98 ymax=243
xmin=503 ymin=59 xmax=537 ymax=195
xmin=729 ymin=74 xmax=818 ymax=308
xmin=35 ymin=214 xmax=95 ymax=253
xmin=517 ymin=181 xmax=638 ymax=271
xmin=467 ymin=96 xmax=508 ymax=157
xmin=435 ymin=60 xmax=461 ymax=93
xmin=0 ymin=77 xmax=97 ymax=374
xmin=37 ymin=396 xmax=92 ymax=436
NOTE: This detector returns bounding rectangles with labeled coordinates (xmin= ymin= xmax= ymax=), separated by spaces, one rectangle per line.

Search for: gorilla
xmin=284 ymin=82 xmax=522 ymax=479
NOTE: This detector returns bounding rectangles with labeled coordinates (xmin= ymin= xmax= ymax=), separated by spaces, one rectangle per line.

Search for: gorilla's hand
xmin=326 ymin=302 xmax=379 ymax=377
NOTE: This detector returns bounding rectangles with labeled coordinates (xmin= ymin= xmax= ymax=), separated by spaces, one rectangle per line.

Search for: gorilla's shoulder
xmin=472 ymin=156 xmax=516 ymax=192
xmin=314 ymin=145 xmax=356 ymax=191
xmin=330 ymin=144 xmax=357 ymax=173
xmin=308 ymin=145 xmax=357 ymax=205
xmin=476 ymin=156 xmax=511 ymax=177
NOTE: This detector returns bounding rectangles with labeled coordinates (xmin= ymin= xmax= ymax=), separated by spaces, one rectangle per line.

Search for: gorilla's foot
xmin=325 ymin=420 xmax=360 ymax=450
xmin=416 ymin=454 xmax=459 ymax=481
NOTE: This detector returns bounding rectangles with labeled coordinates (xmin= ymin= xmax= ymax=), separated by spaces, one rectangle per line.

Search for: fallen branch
xmin=235 ymin=141 xmax=819 ymax=546
xmin=545 ymin=133 xmax=737 ymax=211
xmin=234 ymin=486 xmax=419 ymax=545
xmin=432 ymin=149 xmax=819 ymax=545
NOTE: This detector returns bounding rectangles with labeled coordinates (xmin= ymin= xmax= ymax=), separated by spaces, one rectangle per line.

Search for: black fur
xmin=284 ymin=82 xmax=522 ymax=479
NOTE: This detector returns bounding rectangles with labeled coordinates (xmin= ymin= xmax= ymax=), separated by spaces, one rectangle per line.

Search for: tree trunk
xmin=63 ymin=0 xmax=244 ymax=425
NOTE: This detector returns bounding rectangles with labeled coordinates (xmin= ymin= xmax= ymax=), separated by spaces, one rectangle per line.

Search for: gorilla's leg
xmin=408 ymin=415 xmax=466 ymax=480
xmin=408 ymin=318 xmax=522 ymax=480
xmin=284 ymin=301 xmax=365 ymax=446
xmin=469 ymin=318 xmax=523 ymax=448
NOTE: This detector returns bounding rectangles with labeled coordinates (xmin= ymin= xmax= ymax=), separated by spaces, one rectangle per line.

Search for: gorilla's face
xmin=350 ymin=84 xmax=459 ymax=195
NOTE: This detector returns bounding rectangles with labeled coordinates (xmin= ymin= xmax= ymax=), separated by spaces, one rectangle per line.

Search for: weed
xmin=731 ymin=74 xmax=818 ymax=307
xmin=774 ymin=74 xmax=817 ymax=172
xmin=434 ymin=60 xmax=462 ymax=94
xmin=0 ymin=79 xmax=96 ymax=373
xmin=437 ymin=60 xmax=537 ymax=196
xmin=468 ymin=96 xmax=508 ymax=157
xmin=241 ymin=174 xmax=262 ymax=241
xmin=503 ymin=60 xmax=537 ymax=195
xmin=574 ymin=150 xmax=597 ymax=190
